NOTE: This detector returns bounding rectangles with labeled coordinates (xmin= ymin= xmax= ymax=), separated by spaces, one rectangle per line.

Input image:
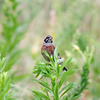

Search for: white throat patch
xmin=43 ymin=42 xmax=52 ymax=46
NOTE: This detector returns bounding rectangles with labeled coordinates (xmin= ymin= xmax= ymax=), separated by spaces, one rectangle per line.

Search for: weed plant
xmin=0 ymin=54 xmax=14 ymax=100
xmin=31 ymin=48 xmax=80 ymax=100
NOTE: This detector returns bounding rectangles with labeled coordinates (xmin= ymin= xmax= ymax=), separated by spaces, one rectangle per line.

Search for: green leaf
xmin=2 ymin=84 xmax=10 ymax=97
xmin=0 ymin=58 xmax=6 ymax=72
xmin=51 ymin=79 xmax=55 ymax=94
xmin=38 ymin=64 xmax=47 ymax=73
xmin=71 ymin=95 xmax=81 ymax=100
xmin=49 ymin=56 xmax=55 ymax=68
xmin=8 ymin=98 xmax=17 ymax=100
xmin=59 ymin=82 xmax=76 ymax=94
xmin=11 ymin=73 xmax=29 ymax=83
xmin=32 ymin=79 xmax=52 ymax=94
xmin=56 ymin=63 xmax=60 ymax=79
xmin=4 ymin=78 xmax=11 ymax=89
xmin=60 ymin=82 xmax=77 ymax=98
xmin=30 ymin=90 xmax=50 ymax=100
xmin=43 ymin=50 xmax=50 ymax=58
xmin=45 ymin=64 xmax=52 ymax=73
xmin=43 ymin=51 xmax=55 ymax=67
xmin=59 ymin=67 xmax=79 ymax=88
xmin=54 ymin=83 xmax=59 ymax=100
xmin=54 ymin=47 xmax=58 ymax=62
xmin=61 ymin=55 xmax=74 ymax=71
xmin=61 ymin=95 xmax=68 ymax=100
xmin=5 ymin=90 xmax=15 ymax=99
xmin=35 ymin=70 xmax=41 ymax=78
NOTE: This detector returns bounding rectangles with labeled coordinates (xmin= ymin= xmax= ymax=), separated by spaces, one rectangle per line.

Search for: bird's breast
xmin=41 ymin=44 xmax=54 ymax=56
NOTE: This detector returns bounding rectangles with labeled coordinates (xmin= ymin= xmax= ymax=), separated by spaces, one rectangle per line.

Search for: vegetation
xmin=31 ymin=46 xmax=94 ymax=100
xmin=0 ymin=0 xmax=99 ymax=99
xmin=32 ymin=48 xmax=80 ymax=100
xmin=0 ymin=55 xmax=14 ymax=100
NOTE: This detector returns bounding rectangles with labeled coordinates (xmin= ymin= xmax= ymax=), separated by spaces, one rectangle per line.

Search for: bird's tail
xmin=63 ymin=67 xmax=67 ymax=71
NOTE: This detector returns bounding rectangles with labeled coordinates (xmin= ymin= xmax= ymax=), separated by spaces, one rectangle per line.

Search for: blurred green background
xmin=0 ymin=0 xmax=100 ymax=100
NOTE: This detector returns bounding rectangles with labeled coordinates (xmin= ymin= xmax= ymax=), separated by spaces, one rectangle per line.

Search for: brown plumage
xmin=41 ymin=44 xmax=55 ymax=62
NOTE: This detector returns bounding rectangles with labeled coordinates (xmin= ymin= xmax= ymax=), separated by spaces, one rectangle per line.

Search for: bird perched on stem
xmin=41 ymin=35 xmax=67 ymax=71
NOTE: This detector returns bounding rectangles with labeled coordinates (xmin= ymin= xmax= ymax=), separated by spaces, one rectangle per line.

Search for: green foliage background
xmin=0 ymin=0 xmax=100 ymax=100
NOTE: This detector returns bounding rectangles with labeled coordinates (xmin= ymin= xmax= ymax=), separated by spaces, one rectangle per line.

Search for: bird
xmin=41 ymin=35 xmax=67 ymax=71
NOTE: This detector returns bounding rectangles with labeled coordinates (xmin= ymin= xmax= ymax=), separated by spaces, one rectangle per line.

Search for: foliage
xmin=0 ymin=0 xmax=27 ymax=71
xmin=0 ymin=0 xmax=99 ymax=99
xmin=70 ymin=46 xmax=94 ymax=99
xmin=0 ymin=0 xmax=30 ymax=83
xmin=0 ymin=54 xmax=14 ymax=100
xmin=31 ymin=48 xmax=80 ymax=100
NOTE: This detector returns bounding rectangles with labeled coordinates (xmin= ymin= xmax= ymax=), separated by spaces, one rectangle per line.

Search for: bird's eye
xmin=46 ymin=39 xmax=48 ymax=41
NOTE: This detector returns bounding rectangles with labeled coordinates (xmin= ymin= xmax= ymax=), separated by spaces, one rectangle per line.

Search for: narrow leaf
xmin=61 ymin=55 xmax=74 ymax=71
xmin=71 ymin=95 xmax=81 ymax=100
xmin=54 ymin=83 xmax=59 ymax=100
xmin=59 ymin=67 xmax=79 ymax=88
xmin=32 ymin=79 xmax=52 ymax=92
xmin=43 ymin=50 xmax=49 ymax=58
xmin=60 ymin=82 xmax=77 ymax=98
xmin=54 ymin=47 xmax=58 ymax=62
xmin=59 ymin=82 xmax=75 ymax=94
xmin=30 ymin=90 xmax=50 ymax=100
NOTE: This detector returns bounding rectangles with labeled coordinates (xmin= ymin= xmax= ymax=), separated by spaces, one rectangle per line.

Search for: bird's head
xmin=44 ymin=35 xmax=53 ymax=43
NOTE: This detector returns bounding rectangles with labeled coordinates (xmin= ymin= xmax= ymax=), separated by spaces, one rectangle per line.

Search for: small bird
xmin=41 ymin=35 xmax=67 ymax=71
